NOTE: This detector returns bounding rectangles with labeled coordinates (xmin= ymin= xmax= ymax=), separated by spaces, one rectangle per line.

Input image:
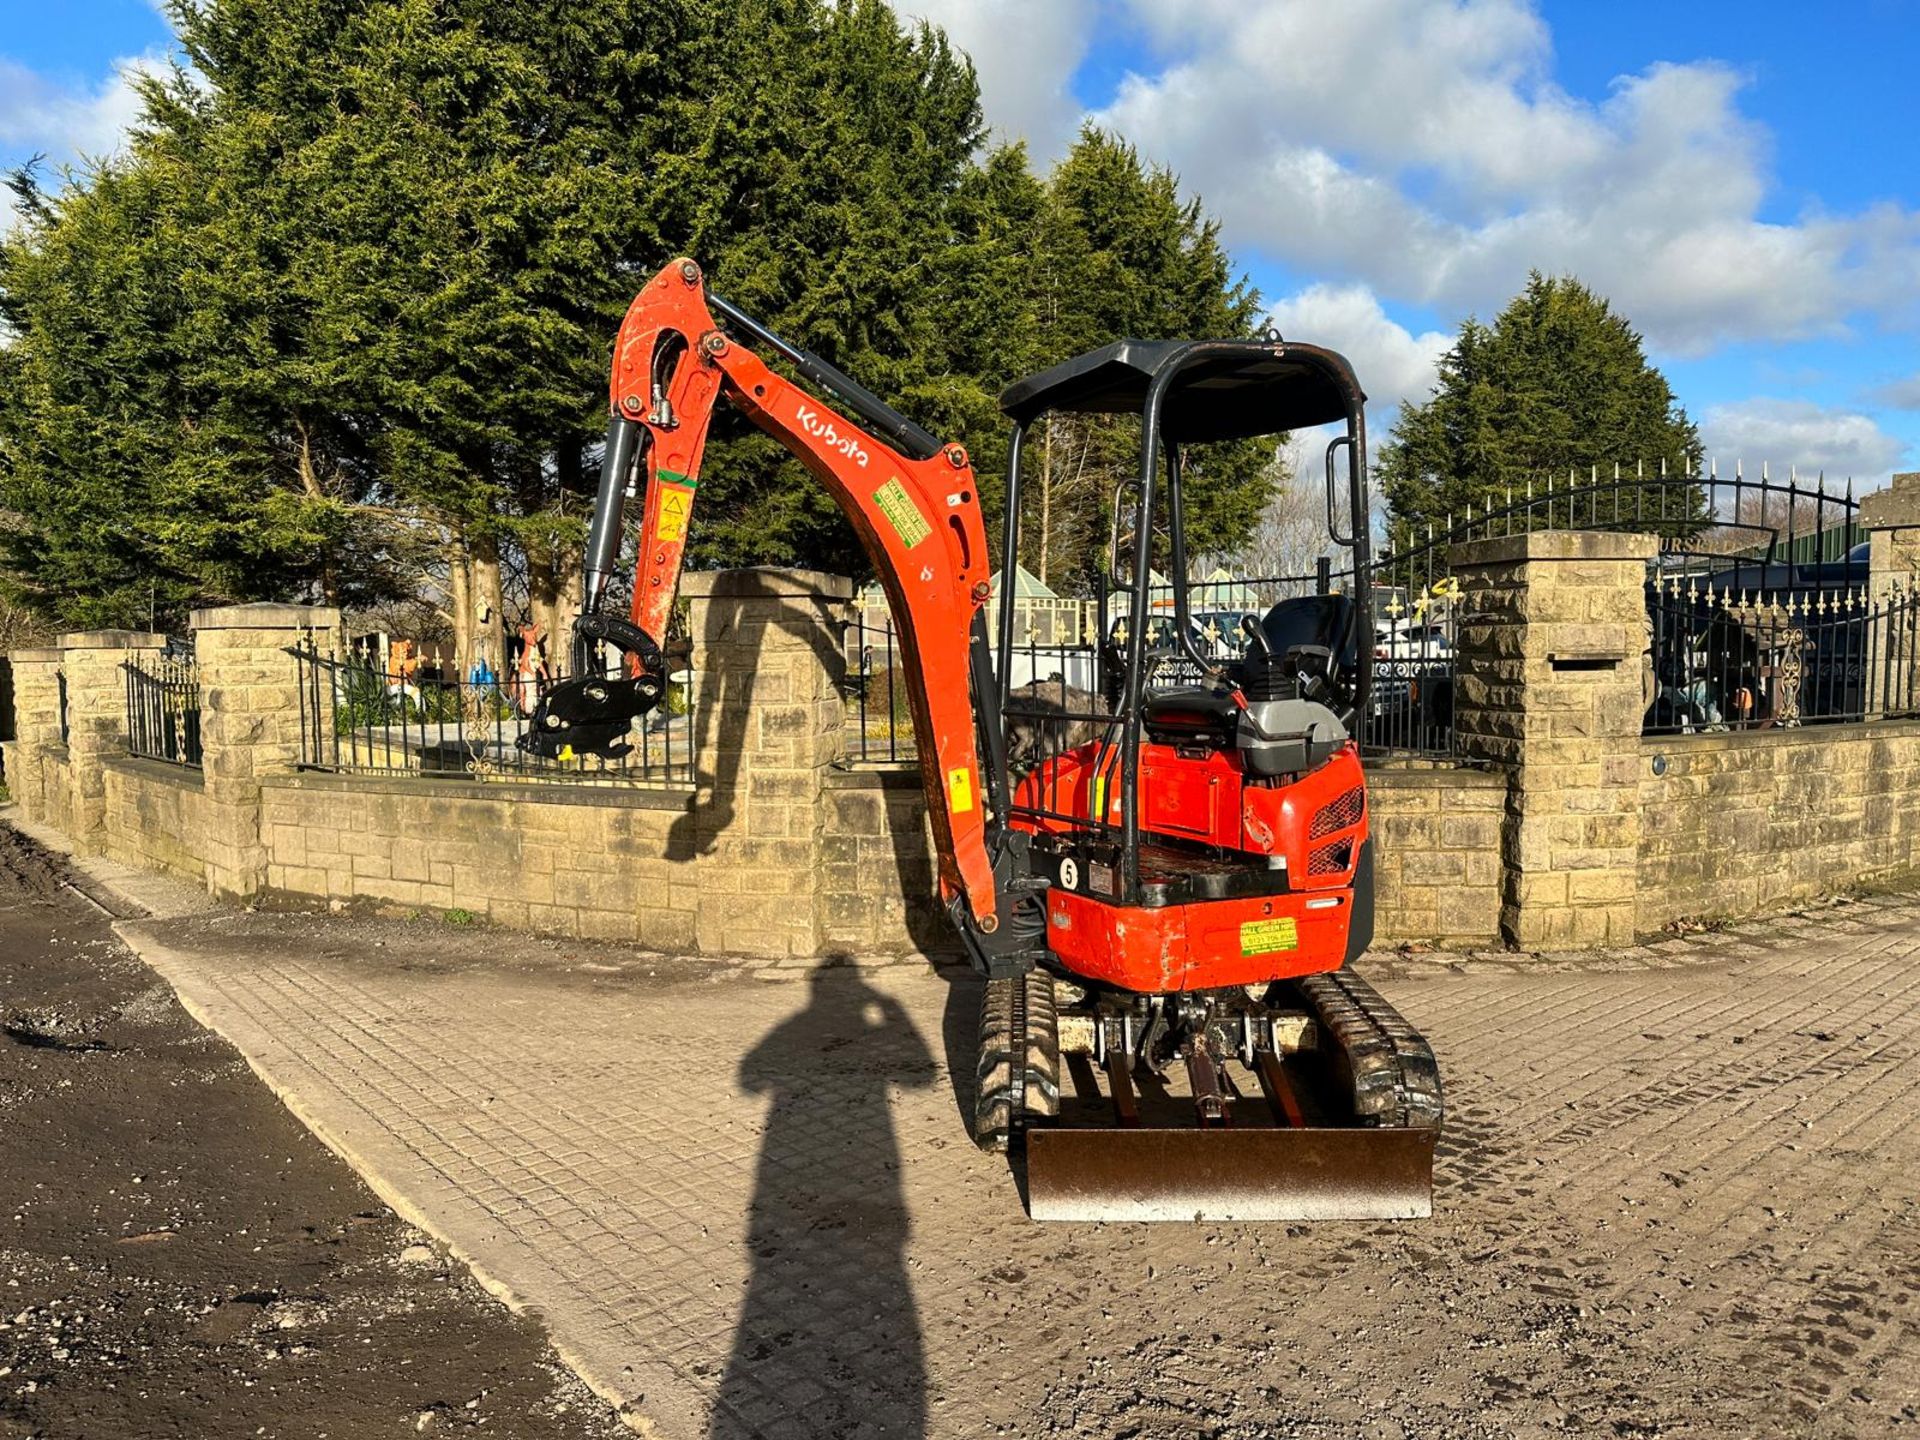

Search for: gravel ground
xmin=0 ymin=825 xmax=630 ymax=1440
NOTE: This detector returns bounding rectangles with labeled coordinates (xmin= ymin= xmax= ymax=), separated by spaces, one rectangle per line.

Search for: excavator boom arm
xmin=575 ymin=259 xmax=1003 ymax=931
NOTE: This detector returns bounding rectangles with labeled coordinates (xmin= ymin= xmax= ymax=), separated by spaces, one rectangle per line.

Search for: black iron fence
xmin=1644 ymin=576 xmax=1920 ymax=733
xmin=122 ymin=651 xmax=202 ymax=766
xmin=841 ymin=566 xmax=1457 ymax=768
xmin=1379 ymin=463 xmax=1863 ymax=564
xmin=839 ymin=470 xmax=1901 ymax=764
xmin=289 ymin=645 xmax=697 ymax=787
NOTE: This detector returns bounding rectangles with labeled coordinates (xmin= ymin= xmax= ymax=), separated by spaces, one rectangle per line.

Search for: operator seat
xmin=1144 ymin=593 xmax=1357 ymax=778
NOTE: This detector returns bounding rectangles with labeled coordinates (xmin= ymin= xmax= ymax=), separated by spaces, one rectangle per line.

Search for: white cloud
xmin=0 ymin=54 xmax=154 ymax=160
xmin=1264 ymin=283 xmax=1450 ymax=414
xmin=1870 ymin=374 xmax=1920 ymax=411
xmin=0 ymin=51 xmax=165 ymax=236
xmin=901 ymin=0 xmax=1094 ymax=158
xmin=1699 ymin=398 xmax=1910 ymax=482
xmin=1090 ymin=0 xmax=1920 ymax=357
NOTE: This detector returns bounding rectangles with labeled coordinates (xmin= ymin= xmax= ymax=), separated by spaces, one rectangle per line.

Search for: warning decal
xmin=655 ymin=483 xmax=694 ymax=544
xmin=1239 ymin=916 xmax=1299 ymax=957
xmin=947 ymin=765 xmax=974 ymax=815
xmin=873 ymin=478 xmax=932 ymax=549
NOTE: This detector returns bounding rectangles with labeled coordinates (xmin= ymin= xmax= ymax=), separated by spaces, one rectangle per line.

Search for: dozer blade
xmin=1025 ymin=1125 xmax=1434 ymax=1223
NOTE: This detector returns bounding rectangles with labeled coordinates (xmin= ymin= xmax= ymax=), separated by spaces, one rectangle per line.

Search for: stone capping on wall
xmin=1641 ymin=716 xmax=1920 ymax=754
xmin=266 ymin=770 xmax=697 ymax=812
xmin=679 ymin=567 xmax=854 ymax=601
xmin=190 ymin=601 xmax=343 ymax=631
xmin=56 ymin=629 xmax=166 ymax=651
xmin=102 ymin=754 xmax=207 ymax=787
xmin=1447 ymin=530 xmax=1661 ymax=568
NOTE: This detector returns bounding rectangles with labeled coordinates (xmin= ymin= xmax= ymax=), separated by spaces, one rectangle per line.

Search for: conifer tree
xmin=1377 ymin=273 xmax=1701 ymax=545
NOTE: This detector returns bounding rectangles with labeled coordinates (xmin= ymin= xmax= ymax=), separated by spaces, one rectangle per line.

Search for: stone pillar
xmin=1860 ymin=471 xmax=1920 ymax=717
xmin=194 ymin=603 xmax=342 ymax=898
xmin=680 ymin=569 xmax=851 ymax=959
xmin=57 ymin=630 xmax=167 ymax=854
xmin=1451 ymin=532 xmax=1655 ymax=950
xmin=5 ymin=647 xmax=67 ymax=823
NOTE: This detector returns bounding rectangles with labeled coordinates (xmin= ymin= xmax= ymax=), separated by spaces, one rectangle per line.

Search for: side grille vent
xmin=1310 ymin=786 xmax=1365 ymax=839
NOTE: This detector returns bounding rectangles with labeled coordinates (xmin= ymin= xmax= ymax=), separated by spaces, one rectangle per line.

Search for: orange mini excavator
xmin=525 ymin=259 xmax=1442 ymax=1221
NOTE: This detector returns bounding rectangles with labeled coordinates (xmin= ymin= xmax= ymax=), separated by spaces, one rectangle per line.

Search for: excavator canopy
xmin=997 ymin=338 xmax=1365 ymax=442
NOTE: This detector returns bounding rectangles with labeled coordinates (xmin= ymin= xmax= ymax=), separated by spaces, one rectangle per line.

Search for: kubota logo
xmin=795 ymin=404 xmax=869 ymax=468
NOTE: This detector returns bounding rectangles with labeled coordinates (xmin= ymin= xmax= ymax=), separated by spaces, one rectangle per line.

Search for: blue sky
xmin=4 ymin=0 xmax=1918 ymax=484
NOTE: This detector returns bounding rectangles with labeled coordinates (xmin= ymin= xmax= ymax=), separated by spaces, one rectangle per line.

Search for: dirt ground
xmin=108 ymin=880 xmax=1920 ymax=1440
xmin=11 ymin=810 xmax=1920 ymax=1439
xmin=0 ymin=827 xmax=629 ymax=1440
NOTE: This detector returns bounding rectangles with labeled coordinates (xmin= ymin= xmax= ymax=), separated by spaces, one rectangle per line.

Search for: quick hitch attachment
xmin=517 ymin=612 xmax=665 ymax=761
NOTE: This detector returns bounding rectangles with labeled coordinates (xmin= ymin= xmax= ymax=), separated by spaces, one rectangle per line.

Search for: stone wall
xmin=102 ymin=757 xmax=210 ymax=884
xmin=1367 ymin=766 xmax=1506 ymax=946
xmin=259 ymin=773 xmax=699 ymax=947
xmin=15 ymin=552 xmax=1920 ymax=963
xmin=1639 ymin=722 xmax=1920 ymax=930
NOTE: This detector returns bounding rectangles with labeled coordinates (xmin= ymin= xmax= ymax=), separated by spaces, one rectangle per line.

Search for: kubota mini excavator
xmin=525 ymin=258 xmax=1443 ymax=1222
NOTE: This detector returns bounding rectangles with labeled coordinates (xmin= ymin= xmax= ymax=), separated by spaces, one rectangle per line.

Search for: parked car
xmin=1371 ymin=621 xmax=1452 ymax=748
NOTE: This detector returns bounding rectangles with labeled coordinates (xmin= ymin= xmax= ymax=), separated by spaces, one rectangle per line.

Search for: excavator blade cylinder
xmin=1024 ymin=1126 xmax=1434 ymax=1223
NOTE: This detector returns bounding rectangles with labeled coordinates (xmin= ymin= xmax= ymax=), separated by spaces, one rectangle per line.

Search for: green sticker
xmin=656 ymin=467 xmax=696 ymax=489
xmin=873 ymin=477 xmax=931 ymax=549
xmin=1240 ymin=916 xmax=1299 ymax=957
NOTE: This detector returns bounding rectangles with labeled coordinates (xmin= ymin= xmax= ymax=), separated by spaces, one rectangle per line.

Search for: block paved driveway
xmin=118 ymin=898 xmax=1920 ymax=1440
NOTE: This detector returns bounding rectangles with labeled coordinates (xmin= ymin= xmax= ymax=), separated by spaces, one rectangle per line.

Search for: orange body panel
xmin=1014 ymin=742 xmax=1367 ymax=991
xmin=1044 ymin=886 xmax=1355 ymax=993
xmin=1013 ymin=742 xmax=1366 ymax=885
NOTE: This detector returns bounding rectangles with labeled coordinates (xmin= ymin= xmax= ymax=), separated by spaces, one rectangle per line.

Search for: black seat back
xmin=1257 ymin=593 xmax=1355 ymax=664
xmin=1245 ymin=594 xmax=1359 ymax=721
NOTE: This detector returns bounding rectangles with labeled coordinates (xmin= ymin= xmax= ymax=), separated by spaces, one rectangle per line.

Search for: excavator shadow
xmin=665 ymin=569 xmax=848 ymax=865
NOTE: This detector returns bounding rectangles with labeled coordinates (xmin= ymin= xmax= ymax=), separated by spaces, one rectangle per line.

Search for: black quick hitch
xmin=518 ymin=612 xmax=666 ymax=761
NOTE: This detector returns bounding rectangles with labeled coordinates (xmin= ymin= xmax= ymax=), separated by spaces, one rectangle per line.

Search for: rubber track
xmin=1296 ymin=970 xmax=1444 ymax=1131
xmin=973 ymin=972 xmax=1061 ymax=1152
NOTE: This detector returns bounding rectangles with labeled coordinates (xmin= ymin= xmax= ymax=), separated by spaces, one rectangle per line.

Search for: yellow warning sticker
xmin=655 ymin=484 xmax=694 ymax=543
xmin=1240 ymin=916 xmax=1299 ymax=957
xmin=873 ymin=478 xmax=932 ymax=549
xmin=947 ymin=765 xmax=974 ymax=814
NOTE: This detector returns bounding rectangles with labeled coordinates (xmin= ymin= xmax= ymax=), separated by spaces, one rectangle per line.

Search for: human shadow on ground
xmin=709 ymin=963 xmax=936 ymax=1440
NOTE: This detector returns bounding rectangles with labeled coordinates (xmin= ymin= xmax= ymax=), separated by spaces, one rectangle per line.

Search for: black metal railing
xmin=123 ymin=652 xmax=202 ymax=766
xmin=842 ymin=570 xmax=1457 ymax=769
xmin=1379 ymin=463 xmax=1863 ymax=568
xmin=288 ymin=645 xmax=696 ymax=787
xmin=843 ymin=611 xmax=924 ymax=764
xmin=1644 ymin=576 xmax=1920 ymax=733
